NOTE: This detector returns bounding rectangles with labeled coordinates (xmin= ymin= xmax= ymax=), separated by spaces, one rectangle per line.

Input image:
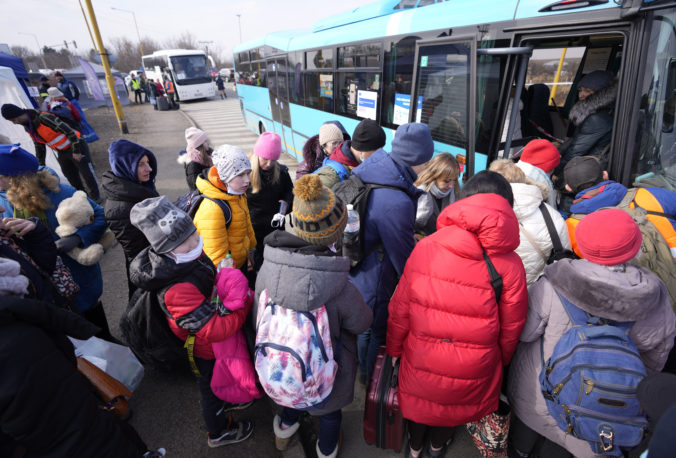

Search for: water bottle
xmin=218 ymin=253 xmax=235 ymax=271
xmin=343 ymin=204 xmax=360 ymax=261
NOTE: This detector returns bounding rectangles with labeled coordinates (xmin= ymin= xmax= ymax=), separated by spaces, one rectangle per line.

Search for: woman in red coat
xmin=387 ymin=171 xmax=528 ymax=458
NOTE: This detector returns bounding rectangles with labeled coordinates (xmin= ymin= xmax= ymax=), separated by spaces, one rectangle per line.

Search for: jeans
xmin=195 ymin=357 xmax=228 ymax=436
xmin=280 ymin=408 xmax=342 ymax=456
xmin=357 ymin=324 xmax=386 ymax=380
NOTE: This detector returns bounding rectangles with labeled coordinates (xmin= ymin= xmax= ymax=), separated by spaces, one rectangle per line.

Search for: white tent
xmin=0 ymin=66 xmax=66 ymax=182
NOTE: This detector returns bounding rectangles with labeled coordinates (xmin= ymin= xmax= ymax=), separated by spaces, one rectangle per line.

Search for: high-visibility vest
xmin=131 ymin=79 xmax=140 ymax=90
xmin=164 ymin=80 xmax=175 ymax=93
xmin=28 ymin=115 xmax=80 ymax=151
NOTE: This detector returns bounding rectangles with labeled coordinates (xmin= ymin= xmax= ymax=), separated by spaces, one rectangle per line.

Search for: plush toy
xmin=55 ymin=191 xmax=116 ymax=266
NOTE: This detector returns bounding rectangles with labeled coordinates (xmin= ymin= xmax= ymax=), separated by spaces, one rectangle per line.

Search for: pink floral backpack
xmin=254 ymin=289 xmax=337 ymax=409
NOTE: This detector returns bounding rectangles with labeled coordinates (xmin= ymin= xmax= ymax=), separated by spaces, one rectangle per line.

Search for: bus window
xmin=336 ymin=72 xmax=380 ymax=119
xmin=305 ymin=72 xmax=334 ymax=113
xmin=307 ymin=49 xmax=333 ymax=70
xmin=414 ymin=42 xmax=471 ymax=150
xmin=632 ymin=7 xmax=676 ymax=190
xmin=382 ymin=36 xmax=419 ymax=128
xmin=526 ymin=47 xmax=585 ymax=108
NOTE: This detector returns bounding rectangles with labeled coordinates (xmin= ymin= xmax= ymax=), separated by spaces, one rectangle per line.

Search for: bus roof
xmin=233 ymin=0 xmax=636 ymax=55
xmin=143 ymin=49 xmax=207 ymax=58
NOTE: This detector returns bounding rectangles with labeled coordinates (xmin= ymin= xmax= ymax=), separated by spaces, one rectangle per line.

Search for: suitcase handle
xmin=390 ymin=359 xmax=400 ymax=388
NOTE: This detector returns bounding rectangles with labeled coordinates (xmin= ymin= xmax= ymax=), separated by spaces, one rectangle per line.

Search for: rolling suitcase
xmin=363 ymin=346 xmax=405 ymax=451
xmin=157 ymin=96 xmax=169 ymax=111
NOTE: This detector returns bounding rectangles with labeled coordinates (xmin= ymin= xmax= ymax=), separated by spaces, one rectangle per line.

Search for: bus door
xmin=266 ymin=57 xmax=295 ymax=155
xmin=410 ymin=37 xmax=531 ymax=178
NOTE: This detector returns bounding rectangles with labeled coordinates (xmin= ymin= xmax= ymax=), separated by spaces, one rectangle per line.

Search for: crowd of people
xmin=1 ymin=87 xmax=676 ymax=458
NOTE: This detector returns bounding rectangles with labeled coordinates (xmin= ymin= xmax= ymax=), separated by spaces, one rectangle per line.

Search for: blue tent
xmin=0 ymin=52 xmax=37 ymax=108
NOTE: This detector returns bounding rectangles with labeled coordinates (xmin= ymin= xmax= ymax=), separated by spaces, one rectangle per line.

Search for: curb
xmin=178 ymin=108 xmax=198 ymax=129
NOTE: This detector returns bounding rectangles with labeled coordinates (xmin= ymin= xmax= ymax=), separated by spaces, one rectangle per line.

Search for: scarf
xmin=429 ymin=183 xmax=453 ymax=199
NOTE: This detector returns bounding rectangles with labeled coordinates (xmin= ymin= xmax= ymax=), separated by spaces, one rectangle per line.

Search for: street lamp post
xmin=111 ymin=7 xmax=144 ymax=58
xmin=236 ymin=14 xmax=242 ymax=44
xmin=18 ymin=32 xmax=48 ymax=69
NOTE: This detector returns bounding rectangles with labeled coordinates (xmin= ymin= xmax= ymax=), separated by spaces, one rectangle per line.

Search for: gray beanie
xmin=212 ymin=144 xmax=251 ymax=183
xmin=390 ymin=122 xmax=434 ymax=167
xmin=578 ymin=70 xmax=613 ymax=92
xmin=130 ymin=196 xmax=196 ymax=254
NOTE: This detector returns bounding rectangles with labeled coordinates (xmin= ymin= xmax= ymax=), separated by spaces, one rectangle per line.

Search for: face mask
xmin=171 ymin=235 xmax=203 ymax=264
xmin=227 ymin=188 xmax=245 ymax=195
xmin=429 ymin=183 xmax=453 ymax=199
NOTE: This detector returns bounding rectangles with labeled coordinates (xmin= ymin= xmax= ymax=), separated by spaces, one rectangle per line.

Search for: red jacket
xmin=386 ymin=193 xmax=528 ymax=426
xmin=164 ymin=281 xmax=251 ymax=360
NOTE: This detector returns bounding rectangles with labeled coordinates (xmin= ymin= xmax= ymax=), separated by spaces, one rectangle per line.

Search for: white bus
xmin=142 ymin=49 xmax=216 ymax=101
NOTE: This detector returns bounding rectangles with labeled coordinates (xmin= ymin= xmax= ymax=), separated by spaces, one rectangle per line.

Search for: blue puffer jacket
xmin=41 ymin=168 xmax=106 ymax=312
xmin=349 ymin=149 xmax=423 ymax=333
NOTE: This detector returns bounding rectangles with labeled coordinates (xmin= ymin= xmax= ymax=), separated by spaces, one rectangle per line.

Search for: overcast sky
xmin=0 ymin=0 xmax=366 ymax=61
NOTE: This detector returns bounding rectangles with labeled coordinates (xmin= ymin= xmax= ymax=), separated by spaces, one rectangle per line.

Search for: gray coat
xmin=255 ymin=231 xmax=373 ymax=415
xmin=414 ymin=185 xmax=454 ymax=236
xmin=507 ymin=259 xmax=676 ymax=458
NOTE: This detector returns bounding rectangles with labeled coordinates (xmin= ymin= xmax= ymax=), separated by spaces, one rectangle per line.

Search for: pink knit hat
xmin=254 ymin=132 xmax=281 ymax=161
xmin=576 ymin=209 xmax=642 ymax=266
xmin=185 ymin=127 xmax=211 ymax=165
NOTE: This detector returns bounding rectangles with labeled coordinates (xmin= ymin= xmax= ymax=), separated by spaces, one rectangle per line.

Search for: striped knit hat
xmin=291 ymin=174 xmax=347 ymax=246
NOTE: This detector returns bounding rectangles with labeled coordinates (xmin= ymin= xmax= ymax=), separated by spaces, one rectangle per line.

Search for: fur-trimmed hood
xmin=568 ymin=81 xmax=617 ymax=126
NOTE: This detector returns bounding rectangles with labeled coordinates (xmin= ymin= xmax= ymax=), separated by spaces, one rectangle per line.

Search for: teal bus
xmin=233 ymin=0 xmax=676 ymax=187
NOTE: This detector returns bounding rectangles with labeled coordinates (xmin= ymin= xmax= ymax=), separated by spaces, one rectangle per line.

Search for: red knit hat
xmin=520 ymin=139 xmax=561 ymax=173
xmin=576 ymin=209 xmax=642 ymax=265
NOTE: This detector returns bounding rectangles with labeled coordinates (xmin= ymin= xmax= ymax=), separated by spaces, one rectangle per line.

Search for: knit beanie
xmin=0 ymin=143 xmax=38 ymax=177
xmin=324 ymin=120 xmax=350 ymax=140
xmin=185 ymin=127 xmax=211 ymax=165
xmin=47 ymin=87 xmax=65 ymax=99
xmin=578 ymin=70 xmax=613 ymax=92
xmin=212 ymin=144 xmax=252 ymax=184
xmin=351 ymin=119 xmax=386 ymax=152
xmin=130 ymin=196 xmax=196 ymax=254
xmin=390 ymin=122 xmax=435 ymax=167
xmin=254 ymin=132 xmax=282 ymax=161
xmin=291 ymin=174 xmax=347 ymax=246
xmin=575 ymin=209 xmax=641 ymax=266
xmin=564 ymin=156 xmax=603 ymax=194
xmin=319 ymin=123 xmax=344 ymax=147
xmin=108 ymin=139 xmax=157 ymax=186
xmin=54 ymin=71 xmax=63 ymax=77
xmin=1 ymin=104 xmax=26 ymax=120
xmin=520 ymin=139 xmax=560 ymax=174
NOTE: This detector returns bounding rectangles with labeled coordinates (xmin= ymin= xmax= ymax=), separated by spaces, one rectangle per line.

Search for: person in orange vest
xmin=163 ymin=75 xmax=177 ymax=109
xmin=1 ymin=103 xmax=100 ymax=202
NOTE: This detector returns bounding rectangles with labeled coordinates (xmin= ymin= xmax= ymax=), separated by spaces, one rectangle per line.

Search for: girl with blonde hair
xmin=246 ymin=132 xmax=293 ymax=271
xmin=414 ymin=153 xmax=460 ymax=236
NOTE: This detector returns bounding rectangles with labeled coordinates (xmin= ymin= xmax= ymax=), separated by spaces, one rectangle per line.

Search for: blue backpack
xmin=539 ymin=288 xmax=648 ymax=456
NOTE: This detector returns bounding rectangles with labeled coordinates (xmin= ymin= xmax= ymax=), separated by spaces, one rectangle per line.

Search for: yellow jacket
xmin=194 ymin=167 xmax=256 ymax=267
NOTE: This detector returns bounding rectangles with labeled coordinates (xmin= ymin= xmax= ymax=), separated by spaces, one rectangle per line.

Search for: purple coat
xmin=507 ymin=259 xmax=676 ymax=458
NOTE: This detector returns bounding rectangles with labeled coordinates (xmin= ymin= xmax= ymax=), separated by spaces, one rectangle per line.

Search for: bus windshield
xmin=170 ymin=55 xmax=211 ymax=84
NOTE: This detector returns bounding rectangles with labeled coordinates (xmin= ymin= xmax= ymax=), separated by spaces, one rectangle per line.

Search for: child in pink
xmin=211 ymin=267 xmax=262 ymax=404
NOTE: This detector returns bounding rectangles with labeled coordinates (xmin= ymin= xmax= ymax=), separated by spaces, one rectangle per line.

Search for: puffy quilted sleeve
xmin=386 ymin=267 xmax=413 ymax=358
xmin=631 ymin=282 xmax=676 ymax=373
xmin=496 ymin=253 xmax=529 ymax=365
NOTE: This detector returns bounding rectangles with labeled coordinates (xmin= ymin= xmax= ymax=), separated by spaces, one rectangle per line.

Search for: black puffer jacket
xmin=185 ymin=160 xmax=210 ymax=191
xmin=0 ymin=297 xmax=148 ymax=457
xmin=556 ymin=82 xmax=617 ymax=175
xmin=246 ymin=163 xmax=294 ymax=242
xmin=0 ymin=219 xmax=56 ymax=303
xmin=102 ymin=171 xmax=159 ymax=266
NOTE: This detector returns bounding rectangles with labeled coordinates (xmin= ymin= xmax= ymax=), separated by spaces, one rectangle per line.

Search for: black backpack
xmin=119 ymin=286 xmax=189 ymax=372
xmin=332 ymin=174 xmax=399 ymax=267
xmin=173 ymin=189 xmax=232 ymax=227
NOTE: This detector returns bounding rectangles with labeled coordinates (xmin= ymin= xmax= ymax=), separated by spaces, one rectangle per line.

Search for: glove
xmin=271 ymin=213 xmax=285 ymax=228
xmin=55 ymin=234 xmax=81 ymax=253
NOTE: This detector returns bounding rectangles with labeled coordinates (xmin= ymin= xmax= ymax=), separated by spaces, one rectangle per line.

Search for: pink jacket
xmin=210 ymin=268 xmax=262 ymax=403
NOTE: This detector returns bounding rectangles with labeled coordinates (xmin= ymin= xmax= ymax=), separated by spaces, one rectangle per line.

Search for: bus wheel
xmin=259 ymin=122 xmax=265 ymax=134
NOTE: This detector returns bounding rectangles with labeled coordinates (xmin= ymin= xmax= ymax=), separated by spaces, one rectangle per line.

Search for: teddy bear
xmin=55 ymin=190 xmax=116 ymax=266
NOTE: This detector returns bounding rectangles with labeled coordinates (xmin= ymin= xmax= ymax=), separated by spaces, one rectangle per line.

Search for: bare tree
xmin=164 ymin=32 xmax=198 ymax=50
xmin=10 ymin=45 xmax=33 ymax=59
